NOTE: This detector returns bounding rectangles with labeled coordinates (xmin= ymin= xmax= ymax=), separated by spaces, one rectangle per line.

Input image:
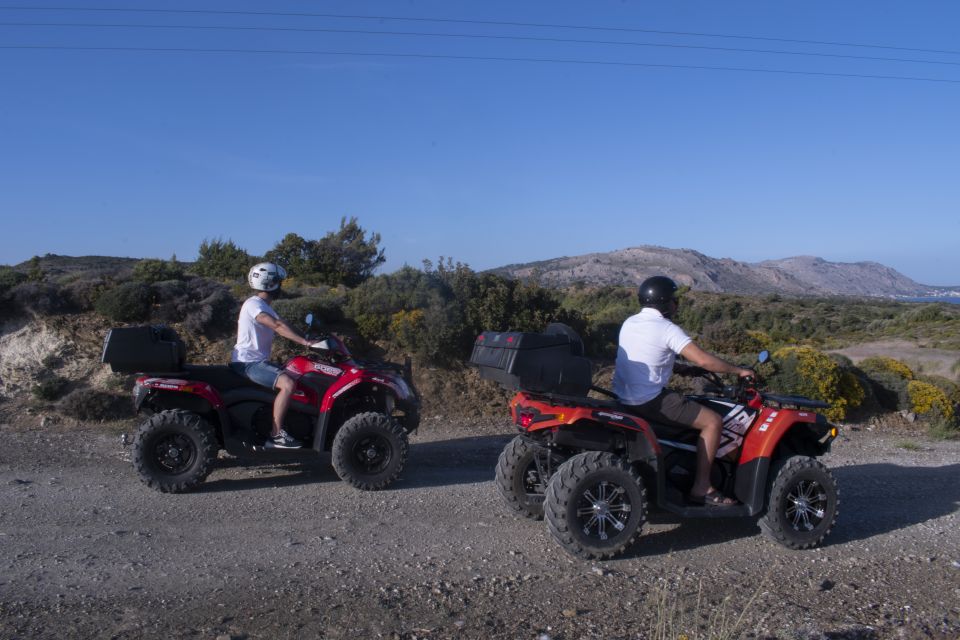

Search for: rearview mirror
xmin=757 ymin=350 xmax=770 ymax=364
xmin=305 ymin=313 xmax=314 ymax=328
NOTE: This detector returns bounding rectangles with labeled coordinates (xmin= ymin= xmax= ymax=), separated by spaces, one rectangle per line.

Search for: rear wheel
xmin=495 ymin=436 xmax=567 ymax=520
xmin=544 ymin=452 xmax=647 ymax=560
xmin=332 ymin=412 xmax=409 ymax=490
xmin=760 ymin=456 xmax=839 ymax=549
xmin=133 ymin=410 xmax=218 ymax=493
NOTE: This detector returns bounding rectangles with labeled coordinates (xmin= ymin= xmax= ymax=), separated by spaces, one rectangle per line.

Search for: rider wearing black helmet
xmin=613 ymin=275 xmax=754 ymax=507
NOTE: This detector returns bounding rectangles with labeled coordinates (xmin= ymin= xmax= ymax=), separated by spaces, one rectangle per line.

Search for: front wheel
xmin=544 ymin=452 xmax=647 ymax=560
xmin=760 ymin=456 xmax=839 ymax=549
xmin=132 ymin=410 xmax=218 ymax=493
xmin=332 ymin=412 xmax=409 ymax=490
xmin=495 ymin=436 xmax=567 ymax=520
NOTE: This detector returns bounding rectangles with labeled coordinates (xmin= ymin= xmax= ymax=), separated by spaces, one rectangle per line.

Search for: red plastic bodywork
xmin=510 ymin=392 xmax=661 ymax=454
xmin=137 ymin=352 xmax=415 ymax=415
xmin=510 ymin=390 xmax=823 ymax=469
xmin=136 ymin=377 xmax=224 ymax=409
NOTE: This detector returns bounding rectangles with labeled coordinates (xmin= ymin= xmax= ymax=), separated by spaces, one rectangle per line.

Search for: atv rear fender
xmin=134 ymin=379 xmax=230 ymax=444
xmin=511 ymin=392 xmax=660 ymax=467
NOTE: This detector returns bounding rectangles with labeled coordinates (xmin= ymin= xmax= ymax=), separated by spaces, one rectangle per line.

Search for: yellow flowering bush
xmin=389 ymin=309 xmax=426 ymax=350
xmin=858 ymin=356 xmax=914 ymax=381
xmin=746 ymin=330 xmax=772 ymax=350
xmin=770 ymin=346 xmax=863 ymax=421
xmin=907 ymin=380 xmax=955 ymax=419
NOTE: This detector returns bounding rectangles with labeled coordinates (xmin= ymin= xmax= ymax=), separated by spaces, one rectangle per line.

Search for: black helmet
xmin=638 ymin=276 xmax=679 ymax=316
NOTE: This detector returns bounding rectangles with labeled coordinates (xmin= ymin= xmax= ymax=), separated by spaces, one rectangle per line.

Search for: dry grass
xmin=654 ymin=574 xmax=769 ymax=640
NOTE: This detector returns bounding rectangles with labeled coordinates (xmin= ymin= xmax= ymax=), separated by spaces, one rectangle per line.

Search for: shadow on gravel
xmin=398 ymin=434 xmax=513 ymax=490
xmin=827 ymin=462 xmax=960 ymax=544
xmin=621 ymin=515 xmax=762 ymax=557
xmin=615 ymin=462 xmax=960 ymax=557
xmin=199 ymin=456 xmax=339 ymax=493
xmin=194 ymin=433 xmax=514 ymax=493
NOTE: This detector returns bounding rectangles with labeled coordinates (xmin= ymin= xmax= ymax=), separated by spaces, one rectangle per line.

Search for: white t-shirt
xmin=612 ymin=308 xmax=693 ymax=405
xmin=231 ymin=296 xmax=279 ymax=363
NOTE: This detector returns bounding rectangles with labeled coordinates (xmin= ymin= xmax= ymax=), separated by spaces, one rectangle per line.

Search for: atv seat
xmin=182 ymin=365 xmax=266 ymax=392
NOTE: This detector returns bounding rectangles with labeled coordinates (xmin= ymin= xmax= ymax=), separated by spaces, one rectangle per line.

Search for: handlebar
xmin=674 ymin=362 xmax=761 ymax=403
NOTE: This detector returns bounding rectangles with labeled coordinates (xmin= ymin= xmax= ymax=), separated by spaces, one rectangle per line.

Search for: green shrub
xmin=0 ymin=267 xmax=28 ymax=295
xmin=132 ymin=258 xmax=184 ymax=283
xmin=272 ymin=292 xmax=347 ymax=328
xmin=699 ymin=322 xmax=766 ymax=357
xmin=57 ymin=388 xmax=130 ymax=421
xmin=61 ymin=277 xmax=111 ymax=312
xmin=95 ymin=282 xmax=152 ymax=322
xmin=857 ymin=356 xmax=915 ymax=412
xmin=32 ymin=376 xmax=69 ymax=401
xmin=8 ymin=282 xmax=74 ymax=316
xmin=182 ymin=288 xmax=237 ymax=335
xmin=863 ymin=370 xmax=911 ymax=411
xmin=925 ymin=404 xmax=960 ymax=438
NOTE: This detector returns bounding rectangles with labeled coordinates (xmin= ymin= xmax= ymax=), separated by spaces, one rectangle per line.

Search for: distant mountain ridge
xmin=490 ymin=246 xmax=953 ymax=297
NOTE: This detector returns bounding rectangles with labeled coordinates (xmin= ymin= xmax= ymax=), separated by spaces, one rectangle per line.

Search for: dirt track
xmin=0 ymin=417 xmax=958 ymax=640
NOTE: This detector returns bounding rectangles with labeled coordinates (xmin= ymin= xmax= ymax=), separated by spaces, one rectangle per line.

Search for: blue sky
xmin=2 ymin=1 xmax=959 ymax=285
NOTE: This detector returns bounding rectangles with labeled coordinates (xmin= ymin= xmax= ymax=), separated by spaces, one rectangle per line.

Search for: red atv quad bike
xmin=102 ymin=314 xmax=420 ymax=493
xmin=470 ymin=323 xmax=840 ymax=560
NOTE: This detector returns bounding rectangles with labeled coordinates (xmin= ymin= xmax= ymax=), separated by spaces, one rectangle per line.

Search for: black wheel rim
xmin=575 ymin=479 xmax=633 ymax=542
xmin=153 ymin=433 xmax=196 ymax=474
xmin=784 ymin=479 xmax=829 ymax=532
xmin=352 ymin=434 xmax=392 ymax=474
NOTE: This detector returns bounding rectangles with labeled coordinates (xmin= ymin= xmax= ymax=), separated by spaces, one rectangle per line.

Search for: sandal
xmin=688 ymin=489 xmax=738 ymax=507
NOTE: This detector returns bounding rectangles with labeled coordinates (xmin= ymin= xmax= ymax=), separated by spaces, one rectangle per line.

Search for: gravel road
xmin=1 ymin=417 xmax=958 ymax=640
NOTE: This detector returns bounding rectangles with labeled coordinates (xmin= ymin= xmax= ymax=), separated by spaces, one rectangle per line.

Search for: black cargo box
xmin=101 ymin=326 xmax=185 ymax=374
xmin=469 ymin=325 xmax=592 ymax=396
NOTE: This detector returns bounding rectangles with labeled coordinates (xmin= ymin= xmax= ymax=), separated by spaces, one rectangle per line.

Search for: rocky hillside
xmin=491 ymin=246 xmax=941 ymax=297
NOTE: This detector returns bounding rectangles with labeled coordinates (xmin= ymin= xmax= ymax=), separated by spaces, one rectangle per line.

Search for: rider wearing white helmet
xmin=230 ymin=262 xmax=312 ymax=449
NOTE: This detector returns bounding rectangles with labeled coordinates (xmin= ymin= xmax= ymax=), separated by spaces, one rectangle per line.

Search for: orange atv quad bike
xmin=470 ymin=324 xmax=839 ymax=560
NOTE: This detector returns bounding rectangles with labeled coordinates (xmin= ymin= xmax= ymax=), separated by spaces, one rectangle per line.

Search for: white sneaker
xmin=265 ymin=429 xmax=303 ymax=449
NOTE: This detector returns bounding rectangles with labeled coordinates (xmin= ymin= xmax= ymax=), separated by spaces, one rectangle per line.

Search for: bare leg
xmin=272 ymin=372 xmax=295 ymax=436
xmin=687 ymin=406 xmax=735 ymax=503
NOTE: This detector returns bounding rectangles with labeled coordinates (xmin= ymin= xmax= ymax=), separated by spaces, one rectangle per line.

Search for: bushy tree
xmin=193 ymin=238 xmax=255 ymax=279
xmin=315 ymin=217 xmax=386 ymax=287
xmin=264 ymin=232 xmax=315 ymax=279
xmin=265 ymin=218 xmax=385 ymax=286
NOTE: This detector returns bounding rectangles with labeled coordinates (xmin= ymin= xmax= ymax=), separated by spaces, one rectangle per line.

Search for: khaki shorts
xmin=628 ymin=388 xmax=702 ymax=427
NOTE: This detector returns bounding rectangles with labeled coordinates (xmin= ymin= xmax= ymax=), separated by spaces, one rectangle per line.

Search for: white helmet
xmin=247 ymin=262 xmax=287 ymax=292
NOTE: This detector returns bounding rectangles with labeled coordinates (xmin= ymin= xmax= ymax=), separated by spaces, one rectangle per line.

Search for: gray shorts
xmin=629 ymin=388 xmax=702 ymax=427
xmin=230 ymin=360 xmax=284 ymax=389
